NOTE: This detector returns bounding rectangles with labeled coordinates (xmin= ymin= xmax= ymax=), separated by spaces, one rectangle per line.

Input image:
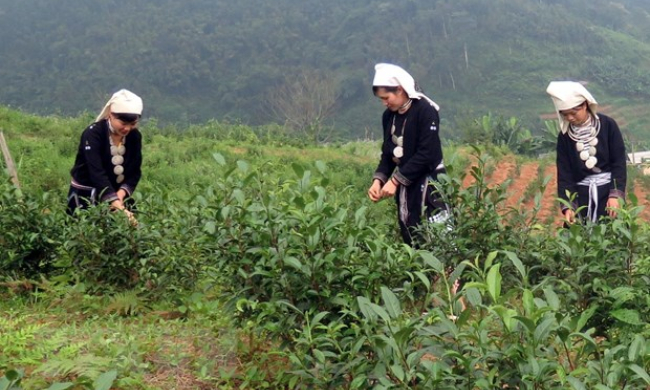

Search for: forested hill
xmin=1 ymin=0 xmax=650 ymax=140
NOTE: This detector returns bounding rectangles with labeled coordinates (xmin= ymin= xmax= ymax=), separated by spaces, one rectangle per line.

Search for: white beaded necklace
xmin=108 ymin=119 xmax=126 ymax=183
xmin=390 ymin=99 xmax=412 ymax=163
xmin=568 ymin=115 xmax=600 ymax=170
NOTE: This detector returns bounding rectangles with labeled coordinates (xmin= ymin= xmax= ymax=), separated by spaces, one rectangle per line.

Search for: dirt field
xmin=464 ymin=157 xmax=650 ymax=225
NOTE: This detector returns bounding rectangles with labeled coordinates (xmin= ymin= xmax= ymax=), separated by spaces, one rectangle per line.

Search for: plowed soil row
xmin=464 ymin=159 xmax=650 ymax=225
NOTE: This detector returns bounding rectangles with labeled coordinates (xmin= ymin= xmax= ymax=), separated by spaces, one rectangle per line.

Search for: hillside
xmin=0 ymin=0 xmax=650 ymax=142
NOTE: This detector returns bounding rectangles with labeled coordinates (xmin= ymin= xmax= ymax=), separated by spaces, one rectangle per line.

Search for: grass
xmin=0 ymin=285 xmax=239 ymax=389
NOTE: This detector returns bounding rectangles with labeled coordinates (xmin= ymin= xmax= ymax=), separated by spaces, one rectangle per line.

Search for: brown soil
xmin=503 ymin=162 xmax=539 ymax=210
xmin=486 ymin=159 xmax=516 ymax=187
xmin=464 ymin=159 xmax=648 ymax=226
xmin=633 ymin=180 xmax=650 ymax=220
xmin=536 ymin=165 xmax=561 ymax=225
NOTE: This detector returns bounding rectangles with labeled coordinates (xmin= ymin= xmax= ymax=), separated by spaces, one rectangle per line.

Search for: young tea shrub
xmin=0 ymin=182 xmax=63 ymax=278
xmin=55 ymin=205 xmax=146 ymax=289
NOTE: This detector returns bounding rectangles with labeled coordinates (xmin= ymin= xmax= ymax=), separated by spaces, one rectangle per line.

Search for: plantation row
xmin=2 ymin=148 xmax=650 ymax=388
xmin=1 ymin=106 xmax=649 ymax=388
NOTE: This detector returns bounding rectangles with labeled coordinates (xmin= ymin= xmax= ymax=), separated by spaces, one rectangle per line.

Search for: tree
xmin=269 ymin=69 xmax=340 ymax=144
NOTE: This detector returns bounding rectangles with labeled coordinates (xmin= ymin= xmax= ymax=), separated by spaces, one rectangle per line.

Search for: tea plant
xmin=0 ymin=181 xmax=63 ymax=277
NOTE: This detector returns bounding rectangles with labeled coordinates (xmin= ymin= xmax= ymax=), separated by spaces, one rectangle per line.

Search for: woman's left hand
xmin=380 ymin=180 xmax=398 ymax=199
xmin=606 ymin=197 xmax=620 ymax=218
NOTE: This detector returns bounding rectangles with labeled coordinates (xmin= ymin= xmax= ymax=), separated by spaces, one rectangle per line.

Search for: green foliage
xmin=0 ymin=369 xmax=115 ymax=390
xmin=1 ymin=108 xmax=650 ymax=388
xmin=459 ymin=113 xmax=548 ymax=156
xmin=0 ymin=181 xmax=62 ymax=276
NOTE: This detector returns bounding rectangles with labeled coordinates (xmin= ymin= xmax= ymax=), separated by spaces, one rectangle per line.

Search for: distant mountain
xmin=0 ymin=0 xmax=649 ymax=140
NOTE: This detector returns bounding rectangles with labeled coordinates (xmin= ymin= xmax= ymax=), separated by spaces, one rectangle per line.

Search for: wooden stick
xmin=0 ymin=130 xmax=20 ymax=188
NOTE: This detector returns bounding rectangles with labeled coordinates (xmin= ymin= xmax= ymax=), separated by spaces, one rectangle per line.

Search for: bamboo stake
xmin=0 ymin=130 xmax=20 ymax=188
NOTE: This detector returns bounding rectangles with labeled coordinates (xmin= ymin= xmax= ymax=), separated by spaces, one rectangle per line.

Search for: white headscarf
xmin=95 ymin=89 xmax=144 ymax=122
xmin=373 ymin=63 xmax=440 ymax=111
xmin=546 ymin=81 xmax=598 ymax=134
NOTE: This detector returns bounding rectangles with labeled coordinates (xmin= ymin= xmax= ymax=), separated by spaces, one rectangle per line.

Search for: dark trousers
xmin=66 ymin=186 xmax=97 ymax=215
xmin=396 ymin=175 xmax=450 ymax=246
xmin=574 ymin=183 xmax=610 ymax=222
xmin=67 ymin=186 xmax=135 ymax=216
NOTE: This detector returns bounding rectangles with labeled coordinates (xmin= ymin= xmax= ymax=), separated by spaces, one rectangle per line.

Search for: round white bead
xmin=586 ymin=156 xmax=597 ymax=169
xmin=393 ymin=146 xmax=404 ymax=158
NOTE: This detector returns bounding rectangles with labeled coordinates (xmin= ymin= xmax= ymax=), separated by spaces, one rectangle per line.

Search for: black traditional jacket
xmin=556 ymin=113 xmax=626 ymax=211
xmin=70 ymin=119 xmax=142 ymax=202
xmin=373 ymin=98 xmax=443 ymax=186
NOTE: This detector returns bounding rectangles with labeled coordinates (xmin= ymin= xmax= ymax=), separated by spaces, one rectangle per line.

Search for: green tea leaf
xmin=534 ymin=317 xmax=555 ymax=344
xmin=390 ymin=364 xmax=405 ymax=382
xmin=283 ymin=256 xmax=302 ymax=271
xmin=381 ymin=286 xmax=401 ymax=319
xmin=566 ymin=376 xmax=587 ymax=390
xmin=292 ymin=162 xmax=305 ymax=177
xmin=522 ymin=288 xmax=535 ymax=316
xmin=93 ymin=370 xmax=118 ymax=390
xmin=313 ymin=349 xmax=326 ymax=364
xmin=576 ymin=305 xmax=598 ymax=331
xmin=236 ymin=160 xmax=249 ymax=172
xmin=486 ymin=263 xmax=501 ymax=303
xmin=212 ymin=152 xmax=226 ymax=165
xmin=503 ymin=250 xmax=526 ymax=281
xmin=484 ymin=251 xmax=498 ymax=271
xmin=465 ymin=287 xmax=482 ymax=307
xmin=413 ymin=271 xmax=431 ymax=291
xmin=628 ymin=335 xmax=645 ymax=361
xmin=628 ymin=364 xmax=650 ymax=384
xmin=611 ymin=309 xmax=643 ymax=326
xmin=315 ymin=160 xmax=327 ymax=174
xmin=204 ymin=221 xmax=216 ymax=234
xmin=311 ymin=311 xmax=329 ymax=325
xmin=357 ymin=296 xmax=376 ymax=322
xmin=420 ymin=252 xmax=443 ymax=272
xmin=513 ymin=315 xmax=536 ymax=333
xmin=543 ymin=287 xmax=560 ymax=311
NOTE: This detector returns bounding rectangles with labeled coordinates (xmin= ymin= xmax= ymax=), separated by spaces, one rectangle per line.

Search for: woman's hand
xmin=110 ymin=198 xmax=137 ymax=226
xmin=564 ymin=209 xmax=576 ymax=224
xmin=368 ymin=179 xmax=383 ymax=202
xmin=123 ymin=208 xmax=138 ymax=226
xmin=380 ymin=179 xmax=398 ymax=199
xmin=111 ymin=199 xmax=125 ymax=210
xmin=607 ymin=197 xmax=620 ymax=218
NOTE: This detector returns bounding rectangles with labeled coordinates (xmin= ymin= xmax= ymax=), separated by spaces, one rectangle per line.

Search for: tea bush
xmin=0 ymin=181 xmax=63 ymax=277
xmin=1 ymin=108 xmax=649 ymax=387
xmin=201 ymin=154 xmax=650 ymax=388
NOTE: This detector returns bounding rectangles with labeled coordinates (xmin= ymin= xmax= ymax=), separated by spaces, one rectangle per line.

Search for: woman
xmin=546 ymin=81 xmax=626 ymax=224
xmin=367 ymin=63 xmax=448 ymax=246
xmin=67 ymin=89 xmax=143 ymax=223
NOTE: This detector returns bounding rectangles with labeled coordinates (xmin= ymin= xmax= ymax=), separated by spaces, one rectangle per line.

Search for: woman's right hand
xmin=111 ymin=199 xmax=138 ymax=226
xmin=368 ymin=179 xmax=383 ymax=202
xmin=564 ymin=209 xmax=576 ymax=224
xmin=111 ymin=199 xmax=125 ymax=210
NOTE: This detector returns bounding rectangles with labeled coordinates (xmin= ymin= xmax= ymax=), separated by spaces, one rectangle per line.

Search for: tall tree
xmin=269 ymin=70 xmax=340 ymax=144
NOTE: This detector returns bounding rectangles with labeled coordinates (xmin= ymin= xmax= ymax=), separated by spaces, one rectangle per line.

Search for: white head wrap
xmin=546 ymin=81 xmax=598 ymax=134
xmin=373 ymin=63 xmax=440 ymax=111
xmin=95 ymin=89 xmax=144 ymax=122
